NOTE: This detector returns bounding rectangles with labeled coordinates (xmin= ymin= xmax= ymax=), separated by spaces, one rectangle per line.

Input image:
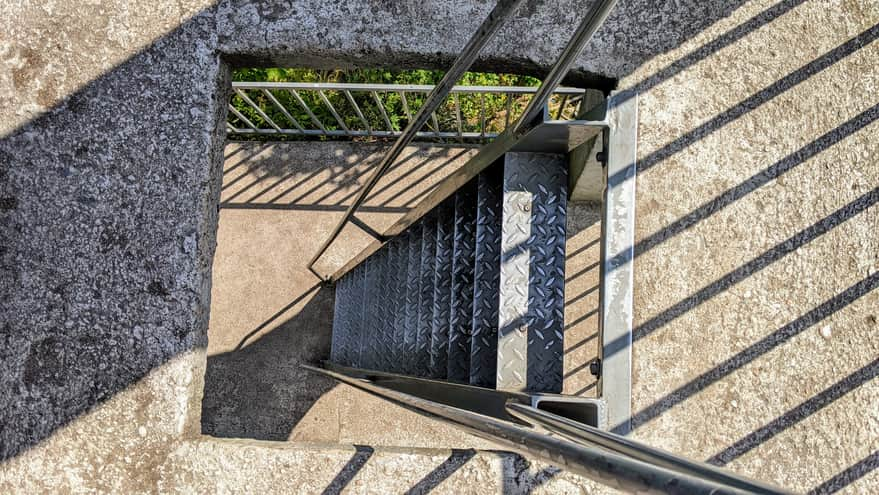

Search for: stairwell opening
xmin=202 ymin=65 xmax=609 ymax=443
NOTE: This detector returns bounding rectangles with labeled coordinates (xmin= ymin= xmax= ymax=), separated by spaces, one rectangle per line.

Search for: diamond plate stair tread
xmin=447 ymin=180 xmax=477 ymax=383
xmin=415 ymin=211 xmax=437 ymax=377
xmin=470 ymin=165 xmax=503 ymax=388
xmin=497 ymin=152 xmax=567 ymax=393
xmin=403 ymin=222 xmax=423 ymax=375
xmin=430 ymin=199 xmax=455 ymax=379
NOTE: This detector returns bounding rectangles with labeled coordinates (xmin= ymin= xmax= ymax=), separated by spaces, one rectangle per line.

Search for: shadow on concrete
xmin=2 ymin=1 xmax=875 ymax=492
xmin=808 ymin=451 xmax=879 ymax=495
xmin=320 ymin=445 xmax=375 ymax=495
xmin=201 ymin=286 xmax=336 ymax=440
xmin=404 ymin=449 xmax=477 ymax=495
xmin=708 ymin=358 xmax=879 ymax=466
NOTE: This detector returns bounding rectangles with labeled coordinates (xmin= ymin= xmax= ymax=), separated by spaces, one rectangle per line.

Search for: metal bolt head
xmin=522 ymin=203 xmax=530 ymax=212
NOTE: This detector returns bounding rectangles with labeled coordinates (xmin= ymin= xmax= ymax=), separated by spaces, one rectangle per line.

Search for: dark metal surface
xmin=403 ymin=223 xmax=423 ymax=375
xmin=307 ymin=0 xmax=527 ymax=279
xmin=447 ymin=182 xmax=477 ymax=383
xmin=506 ymin=403 xmax=793 ymax=495
xmin=497 ymin=152 xmax=567 ymax=393
xmin=304 ymin=364 xmax=772 ymax=495
xmin=323 ymin=362 xmax=530 ymax=422
xmin=470 ymin=165 xmax=503 ymax=388
xmin=327 ymin=119 xmax=604 ymax=283
xmin=416 ymin=211 xmax=438 ymax=377
xmin=430 ymin=200 xmax=455 ymax=379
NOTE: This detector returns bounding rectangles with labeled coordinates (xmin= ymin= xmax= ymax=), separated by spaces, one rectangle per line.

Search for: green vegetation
xmin=229 ymin=68 xmax=564 ymax=141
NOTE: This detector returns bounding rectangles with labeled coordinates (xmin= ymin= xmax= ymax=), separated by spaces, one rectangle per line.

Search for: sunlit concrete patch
xmin=159 ymin=437 xmax=607 ymax=494
xmin=621 ymin=0 xmax=879 ymax=492
xmin=203 ymin=141 xmax=488 ymax=446
xmin=0 ymin=352 xmax=204 ymax=493
xmin=0 ymin=0 xmax=218 ymax=135
xmin=562 ymin=203 xmax=601 ymax=397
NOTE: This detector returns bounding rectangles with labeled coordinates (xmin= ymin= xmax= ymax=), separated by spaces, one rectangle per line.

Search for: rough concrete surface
xmin=0 ymin=0 xmax=877 ymax=493
xmin=159 ymin=438 xmax=590 ymax=494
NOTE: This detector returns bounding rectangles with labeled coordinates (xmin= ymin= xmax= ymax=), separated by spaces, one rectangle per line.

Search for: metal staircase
xmin=331 ymin=152 xmax=568 ymax=393
xmin=299 ymin=0 xmax=793 ymax=492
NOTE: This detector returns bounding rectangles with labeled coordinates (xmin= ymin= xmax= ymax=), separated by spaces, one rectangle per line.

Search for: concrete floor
xmin=202 ymin=141 xmax=600 ymax=447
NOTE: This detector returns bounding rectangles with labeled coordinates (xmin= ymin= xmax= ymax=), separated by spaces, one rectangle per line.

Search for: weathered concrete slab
xmin=159 ymin=438 xmax=594 ymax=495
xmin=0 ymin=0 xmax=877 ymax=493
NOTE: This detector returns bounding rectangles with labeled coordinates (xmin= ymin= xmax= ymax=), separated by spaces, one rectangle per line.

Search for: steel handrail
xmin=303 ymin=364 xmax=788 ymax=494
xmin=305 ymin=0 xmax=527 ymax=279
xmin=506 ymin=403 xmax=793 ymax=494
xmin=308 ymin=0 xmax=620 ymax=280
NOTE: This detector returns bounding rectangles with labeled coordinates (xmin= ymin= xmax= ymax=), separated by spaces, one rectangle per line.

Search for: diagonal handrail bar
xmin=309 ymin=0 xmax=621 ymax=280
xmin=306 ymin=0 xmax=527 ymax=277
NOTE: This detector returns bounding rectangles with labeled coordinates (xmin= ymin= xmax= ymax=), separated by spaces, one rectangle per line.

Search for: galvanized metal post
xmin=598 ymin=90 xmax=638 ymax=434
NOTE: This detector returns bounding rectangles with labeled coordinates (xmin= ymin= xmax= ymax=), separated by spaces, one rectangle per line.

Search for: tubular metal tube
xmin=506 ymin=403 xmax=793 ymax=495
xmin=512 ymin=0 xmax=619 ymax=134
xmin=233 ymin=81 xmax=584 ymax=95
xmin=318 ymin=90 xmax=351 ymax=133
xmin=400 ymin=91 xmax=413 ymax=122
xmin=233 ymin=88 xmax=283 ymax=131
xmin=344 ymin=90 xmax=372 ymax=135
xmin=260 ymin=89 xmax=305 ymax=131
xmin=227 ymin=104 xmax=260 ymax=131
xmin=453 ymin=93 xmax=463 ymax=139
xmin=371 ymin=91 xmax=395 ymax=131
xmin=306 ymin=0 xmax=528 ymax=277
xmin=303 ymin=364 xmax=760 ymax=495
xmin=288 ymin=88 xmax=328 ymax=132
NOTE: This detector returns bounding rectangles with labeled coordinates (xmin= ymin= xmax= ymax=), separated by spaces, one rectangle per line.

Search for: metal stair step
xmin=447 ymin=180 xmax=477 ymax=383
xmin=403 ymin=222 xmax=423 ymax=375
xmin=497 ymin=152 xmax=567 ymax=393
xmin=470 ymin=163 xmax=503 ymax=388
xmin=415 ymin=211 xmax=437 ymax=377
xmin=430 ymin=199 xmax=455 ymax=379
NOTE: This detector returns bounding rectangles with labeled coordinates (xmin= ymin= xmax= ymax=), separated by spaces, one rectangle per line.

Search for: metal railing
xmin=304 ymin=364 xmax=792 ymax=494
xmin=227 ymin=82 xmax=586 ymax=141
xmin=305 ymin=0 xmax=620 ymax=279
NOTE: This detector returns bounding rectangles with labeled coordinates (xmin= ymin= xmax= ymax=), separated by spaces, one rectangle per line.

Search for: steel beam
xmin=598 ymin=90 xmax=638 ymax=434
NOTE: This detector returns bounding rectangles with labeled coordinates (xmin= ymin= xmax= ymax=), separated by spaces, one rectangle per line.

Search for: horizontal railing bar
xmin=231 ymin=81 xmax=585 ymax=95
xmin=228 ymin=129 xmax=501 ymax=139
xmin=303 ymin=364 xmax=757 ymax=495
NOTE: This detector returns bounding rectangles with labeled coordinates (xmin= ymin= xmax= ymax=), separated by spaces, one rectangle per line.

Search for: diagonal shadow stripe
xmin=404 ymin=449 xmax=476 ymax=495
xmin=629 ymin=103 xmax=879 ymax=261
xmin=808 ymin=450 xmax=879 ymax=495
xmin=708 ymin=357 xmax=879 ymax=466
xmin=631 ymin=271 xmax=879 ymax=429
xmin=320 ymin=445 xmax=375 ymax=495
xmin=633 ymin=186 xmax=879 ymax=341
xmin=624 ymin=0 xmax=810 ymax=101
